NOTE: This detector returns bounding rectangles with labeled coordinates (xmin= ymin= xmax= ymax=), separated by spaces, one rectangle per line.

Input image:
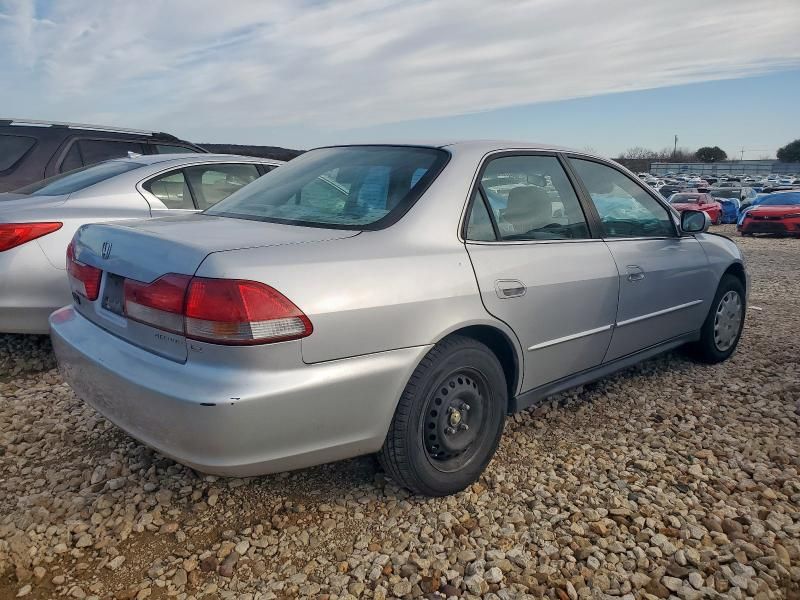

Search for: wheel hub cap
xmin=713 ymin=290 xmax=742 ymax=352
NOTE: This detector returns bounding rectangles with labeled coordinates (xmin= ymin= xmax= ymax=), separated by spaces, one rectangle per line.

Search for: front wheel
xmin=379 ymin=335 xmax=507 ymax=496
xmin=688 ymin=274 xmax=745 ymax=363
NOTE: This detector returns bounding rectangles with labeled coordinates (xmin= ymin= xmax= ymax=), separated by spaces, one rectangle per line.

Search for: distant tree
xmin=621 ymin=146 xmax=656 ymax=160
xmin=777 ymin=139 xmax=800 ymax=162
xmin=695 ymin=146 xmax=727 ymax=163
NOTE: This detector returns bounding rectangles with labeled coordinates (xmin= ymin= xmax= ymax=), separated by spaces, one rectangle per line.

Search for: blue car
xmin=718 ymin=199 xmax=739 ymax=224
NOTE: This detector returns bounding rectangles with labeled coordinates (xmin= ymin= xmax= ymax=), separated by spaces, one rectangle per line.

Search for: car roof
xmin=322 ymin=139 xmax=587 ymax=155
xmin=106 ymin=153 xmax=284 ymax=166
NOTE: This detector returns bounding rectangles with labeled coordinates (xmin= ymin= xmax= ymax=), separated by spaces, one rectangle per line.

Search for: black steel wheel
xmin=379 ymin=335 xmax=507 ymax=496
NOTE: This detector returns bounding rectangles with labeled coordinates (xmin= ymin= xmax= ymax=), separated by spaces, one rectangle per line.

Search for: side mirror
xmin=681 ymin=210 xmax=710 ymax=234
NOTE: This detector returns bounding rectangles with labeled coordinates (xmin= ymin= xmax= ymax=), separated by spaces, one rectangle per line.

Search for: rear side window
xmin=13 ymin=160 xmax=144 ymax=196
xmin=473 ymin=155 xmax=590 ymax=241
xmin=78 ymin=139 xmax=146 ymax=166
xmin=205 ymin=146 xmax=448 ymax=229
xmin=184 ymin=163 xmax=261 ymax=209
xmin=0 ymin=134 xmax=36 ymax=172
xmin=144 ymin=170 xmax=194 ymax=209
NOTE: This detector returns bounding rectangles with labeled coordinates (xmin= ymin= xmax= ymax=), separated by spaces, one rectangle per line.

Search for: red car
xmin=668 ymin=192 xmax=722 ymax=225
xmin=739 ymin=192 xmax=800 ymax=236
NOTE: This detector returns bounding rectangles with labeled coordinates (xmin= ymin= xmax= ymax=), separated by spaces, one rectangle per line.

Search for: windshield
xmin=205 ymin=146 xmax=449 ymax=229
xmin=670 ymin=194 xmax=700 ymax=204
xmin=759 ymin=192 xmax=800 ymax=206
xmin=13 ymin=160 xmax=144 ymax=196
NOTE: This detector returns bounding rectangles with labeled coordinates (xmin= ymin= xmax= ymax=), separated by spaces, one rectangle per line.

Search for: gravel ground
xmin=1 ymin=225 xmax=798 ymax=600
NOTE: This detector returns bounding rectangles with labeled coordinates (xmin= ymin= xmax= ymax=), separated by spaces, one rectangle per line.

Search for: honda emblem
xmin=101 ymin=242 xmax=112 ymax=259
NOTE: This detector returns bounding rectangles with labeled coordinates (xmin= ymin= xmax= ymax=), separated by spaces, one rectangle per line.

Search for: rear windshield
xmin=710 ymin=189 xmax=739 ymax=199
xmin=670 ymin=194 xmax=700 ymax=203
xmin=205 ymin=146 xmax=449 ymax=229
xmin=13 ymin=160 xmax=144 ymax=196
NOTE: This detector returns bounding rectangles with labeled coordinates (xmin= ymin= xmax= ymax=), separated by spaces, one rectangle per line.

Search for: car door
xmin=464 ymin=153 xmax=620 ymax=393
xmin=568 ymin=157 xmax=716 ymax=362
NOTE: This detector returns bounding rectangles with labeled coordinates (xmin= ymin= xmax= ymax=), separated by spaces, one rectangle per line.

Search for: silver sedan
xmin=0 ymin=154 xmax=281 ymax=333
xmin=50 ymin=141 xmax=747 ymax=496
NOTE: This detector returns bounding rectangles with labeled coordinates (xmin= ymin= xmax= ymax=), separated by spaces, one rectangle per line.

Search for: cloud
xmin=1 ymin=0 xmax=799 ymax=142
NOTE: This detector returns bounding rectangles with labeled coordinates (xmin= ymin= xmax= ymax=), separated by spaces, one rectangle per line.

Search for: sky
xmin=1 ymin=0 xmax=799 ymax=158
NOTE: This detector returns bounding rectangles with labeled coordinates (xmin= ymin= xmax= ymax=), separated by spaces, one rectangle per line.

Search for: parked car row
xmin=637 ymin=168 xmax=800 ymax=234
xmin=3 ymin=130 xmax=749 ymax=496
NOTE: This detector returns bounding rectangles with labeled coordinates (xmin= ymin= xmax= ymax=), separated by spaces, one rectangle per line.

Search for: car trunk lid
xmin=70 ymin=214 xmax=359 ymax=361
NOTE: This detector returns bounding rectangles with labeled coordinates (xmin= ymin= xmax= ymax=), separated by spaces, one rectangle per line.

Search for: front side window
xmin=13 ymin=160 xmax=144 ymax=196
xmin=0 ymin=134 xmax=36 ymax=172
xmin=205 ymin=146 xmax=448 ymax=229
xmin=59 ymin=144 xmax=83 ymax=172
xmin=474 ymin=155 xmax=590 ymax=241
xmin=570 ymin=159 xmax=675 ymax=238
xmin=184 ymin=163 xmax=261 ymax=209
xmin=144 ymin=170 xmax=193 ymax=209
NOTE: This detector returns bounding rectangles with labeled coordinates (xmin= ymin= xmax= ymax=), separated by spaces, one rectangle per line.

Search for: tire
xmin=688 ymin=274 xmax=745 ymax=364
xmin=379 ymin=335 xmax=507 ymax=496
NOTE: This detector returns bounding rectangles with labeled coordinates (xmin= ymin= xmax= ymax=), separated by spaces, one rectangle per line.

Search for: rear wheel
xmin=688 ymin=274 xmax=745 ymax=363
xmin=379 ymin=335 xmax=506 ymax=496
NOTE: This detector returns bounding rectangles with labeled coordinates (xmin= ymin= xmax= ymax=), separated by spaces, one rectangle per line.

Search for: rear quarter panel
xmin=194 ymin=232 xmax=513 ymax=365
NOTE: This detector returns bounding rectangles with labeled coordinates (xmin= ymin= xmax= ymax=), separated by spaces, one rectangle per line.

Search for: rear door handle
xmin=626 ymin=265 xmax=645 ymax=282
xmin=495 ymin=279 xmax=526 ymax=299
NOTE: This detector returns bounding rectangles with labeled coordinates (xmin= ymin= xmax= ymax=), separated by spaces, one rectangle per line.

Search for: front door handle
xmin=495 ymin=279 xmax=527 ymax=299
xmin=626 ymin=265 xmax=645 ymax=282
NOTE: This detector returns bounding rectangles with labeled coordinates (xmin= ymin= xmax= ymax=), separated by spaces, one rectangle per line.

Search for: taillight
xmin=67 ymin=241 xmax=102 ymax=301
xmin=185 ymin=278 xmax=313 ymax=345
xmin=124 ymin=274 xmax=191 ymax=333
xmin=121 ymin=274 xmax=312 ymax=345
xmin=0 ymin=222 xmax=62 ymax=252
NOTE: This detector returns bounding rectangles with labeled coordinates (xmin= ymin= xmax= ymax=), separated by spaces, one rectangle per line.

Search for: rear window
xmin=670 ymin=194 xmax=700 ymax=203
xmin=205 ymin=146 xmax=449 ymax=229
xmin=0 ymin=134 xmax=36 ymax=171
xmin=13 ymin=160 xmax=144 ymax=196
xmin=710 ymin=189 xmax=739 ymax=199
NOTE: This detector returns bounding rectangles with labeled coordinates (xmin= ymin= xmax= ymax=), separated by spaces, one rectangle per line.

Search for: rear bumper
xmin=50 ymin=306 xmax=429 ymax=476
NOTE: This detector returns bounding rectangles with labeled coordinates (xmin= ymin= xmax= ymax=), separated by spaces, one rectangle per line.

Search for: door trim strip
xmin=615 ymin=299 xmax=703 ymax=328
xmin=527 ymin=299 xmax=705 ymax=352
xmin=527 ymin=324 xmax=613 ymax=351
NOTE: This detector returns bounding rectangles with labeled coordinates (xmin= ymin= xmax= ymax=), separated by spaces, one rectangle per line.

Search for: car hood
xmin=749 ymin=205 xmax=800 ymax=216
xmin=73 ymin=213 xmax=360 ymax=283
